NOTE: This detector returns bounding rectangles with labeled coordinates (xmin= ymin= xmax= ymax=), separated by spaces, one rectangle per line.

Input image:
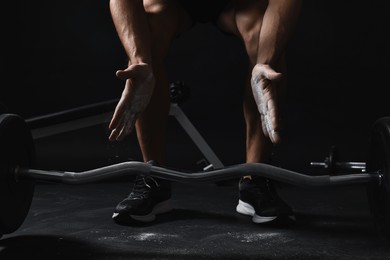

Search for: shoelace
xmin=128 ymin=175 xmax=159 ymax=199
xmin=242 ymin=178 xmax=274 ymax=203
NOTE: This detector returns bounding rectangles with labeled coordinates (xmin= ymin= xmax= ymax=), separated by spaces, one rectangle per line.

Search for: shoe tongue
xmin=131 ymin=176 xmax=155 ymax=194
xmin=146 ymin=160 xmax=156 ymax=166
xmin=248 ymin=177 xmax=269 ymax=190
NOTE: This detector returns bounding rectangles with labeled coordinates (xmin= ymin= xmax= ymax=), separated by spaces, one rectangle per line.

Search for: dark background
xmin=1 ymin=0 xmax=389 ymax=172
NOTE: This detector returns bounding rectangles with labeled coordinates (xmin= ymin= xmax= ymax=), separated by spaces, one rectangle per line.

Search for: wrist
xmin=128 ymin=60 xmax=152 ymax=68
xmin=129 ymin=53 xmax=152 ymax=66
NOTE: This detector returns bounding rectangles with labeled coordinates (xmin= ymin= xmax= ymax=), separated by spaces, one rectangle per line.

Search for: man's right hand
xmin=109 ymin=63 xmax=155 ymax=141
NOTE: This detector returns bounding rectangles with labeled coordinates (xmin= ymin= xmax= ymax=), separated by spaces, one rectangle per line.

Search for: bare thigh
xmin=143 ymin=0 xmax=193 ymax=59
xmin=216 ymin=0 xmax=268 ymax=65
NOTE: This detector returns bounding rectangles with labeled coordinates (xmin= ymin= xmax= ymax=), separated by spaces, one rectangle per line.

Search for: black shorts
xmin=178 ymin=0 xmax=231 ymax=24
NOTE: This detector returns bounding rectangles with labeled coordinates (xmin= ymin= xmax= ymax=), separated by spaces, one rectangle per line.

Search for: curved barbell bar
xmin=16 ymin=161 xmax=380 ymax=188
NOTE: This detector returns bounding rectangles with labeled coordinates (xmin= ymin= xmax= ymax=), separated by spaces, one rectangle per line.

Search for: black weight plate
xmin=0 ymin=114 xmax=35 ymax=235
xmin=366 ymin=117 xmax=390 ymax=238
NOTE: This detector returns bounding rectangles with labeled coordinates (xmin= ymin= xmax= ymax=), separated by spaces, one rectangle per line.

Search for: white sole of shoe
xmin=236 ymin=200 xmax=277 ymax=224
xmin=236 ymin=199 xmax=256 ymax=216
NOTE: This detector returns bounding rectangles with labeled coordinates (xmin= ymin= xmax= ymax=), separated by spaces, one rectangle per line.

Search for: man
xmin=108 ymin=0 xmax=302 ymax=224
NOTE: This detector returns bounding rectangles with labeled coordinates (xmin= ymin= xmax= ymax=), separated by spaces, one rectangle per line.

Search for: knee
xmin=143 ymin=0 xmax=177 ymax=29
xmin=143 ymin=0 xmax=178 ymax=60
xmin=233 ymin=0 xmax=268 ymax=64
xmin=236 ymin=17 xmax=263 ymax=65
xmin=144 ymin=0 xmax=170 ymax=35
xmin=241 ymin=28 xmax=261 ymax=65
xmin=143 ymin=0 xmax=166 ymax=14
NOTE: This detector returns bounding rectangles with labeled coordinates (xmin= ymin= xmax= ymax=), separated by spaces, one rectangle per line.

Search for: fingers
xmin=108 ymin=111 xmax=137 ymax=141
xmin=252 ymin=64 xmax=283 ymax=144
xmin=264 ymin=69 xmax=282 ymax=82
xmin=109 ymin=98 xmax=127 ymax=130
xmin=116 ymin=112 xmax=137 ymax=141
xmin=108 ymin=110 xmax=125 ymax=141
xmin=116 ymin=63 xmax=154 ymax=83
xmin=262 ymin=112 xmax=281 ymax=144
xmin=267 ymin=97 xmax=279 ymax=131
xmin=252 ymin=64 xmax=283 ymax=85
xmin=271 ymin=130 xmax=281 ymax=144
xmin=109 ymin=99 xmax=137 ymax=141
xmin=261 ymin=114 xmax=268 ymax=138
xmin=116 ymin=67 xmax=137 ymax=81
xmin=108 ymin=128 xmax=121 ymax=141
xmin=264 ymin=89 xmax=281 ymax=144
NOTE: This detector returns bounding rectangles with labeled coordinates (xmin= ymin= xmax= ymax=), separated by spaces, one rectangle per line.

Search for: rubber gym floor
xmin=1 ymin=116 xmax=390 ymax=260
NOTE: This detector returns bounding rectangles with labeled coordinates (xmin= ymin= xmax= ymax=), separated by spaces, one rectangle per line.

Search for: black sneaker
xmin=236 ymin=177 xmax=295 ymax=223
xmin=112 ymin=175 xmax=173 ymax=224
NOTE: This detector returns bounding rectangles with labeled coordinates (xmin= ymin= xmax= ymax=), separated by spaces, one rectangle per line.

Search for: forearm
xmin=110 ymin=0 xmax=152 ymax=65
xmin=256 ymin=0 xmax=302 ymax=67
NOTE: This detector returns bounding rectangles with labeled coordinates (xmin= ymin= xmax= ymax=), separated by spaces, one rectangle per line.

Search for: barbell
xmin=0 ymin=113 xmax=389 ymax=239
